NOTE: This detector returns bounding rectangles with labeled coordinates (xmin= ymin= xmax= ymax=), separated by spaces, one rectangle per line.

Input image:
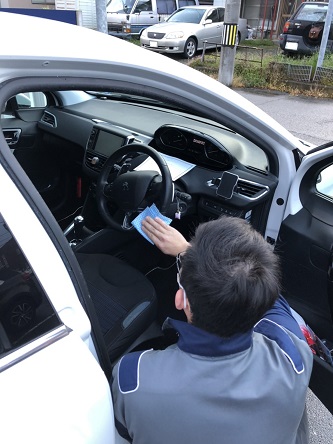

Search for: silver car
xmin=140 ymin=5 xmax=247 ymax=58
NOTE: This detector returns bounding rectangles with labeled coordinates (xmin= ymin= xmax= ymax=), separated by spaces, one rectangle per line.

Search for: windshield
xmin=167 ymin=8 xmax=206 ymax=24
xmin=107 ymin=0 xmax=136 ymax=13
xmin=295 ymin=4 xmax=327 ymax=22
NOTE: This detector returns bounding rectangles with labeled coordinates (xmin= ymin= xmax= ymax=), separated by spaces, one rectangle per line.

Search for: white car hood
xmin=145 ymin=21 xmax=200 ymax=34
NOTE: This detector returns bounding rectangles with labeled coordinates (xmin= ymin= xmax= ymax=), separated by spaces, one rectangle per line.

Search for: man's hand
xmin=142 ymin=216 xmax=189 ymax=256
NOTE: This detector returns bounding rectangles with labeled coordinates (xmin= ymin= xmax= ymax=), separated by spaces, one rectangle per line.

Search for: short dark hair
xmin=180 ymin=216 xmax=280 ymax=337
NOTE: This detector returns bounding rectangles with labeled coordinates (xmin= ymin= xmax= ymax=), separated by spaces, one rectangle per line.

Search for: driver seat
xmin=76 ymin=252 xmax=157 ymax=362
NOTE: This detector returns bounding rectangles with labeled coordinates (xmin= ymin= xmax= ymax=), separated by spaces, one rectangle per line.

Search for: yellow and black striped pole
xmin=221 ymin=23 xmax=238 ymax=47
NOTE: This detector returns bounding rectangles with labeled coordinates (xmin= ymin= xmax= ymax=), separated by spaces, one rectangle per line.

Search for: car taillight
xmin=283 ymin=21 xmax=290 ymax=33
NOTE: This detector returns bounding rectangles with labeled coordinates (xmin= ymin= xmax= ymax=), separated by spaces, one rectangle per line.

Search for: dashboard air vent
xmin=85 ymin=152 xmax=107 ymax=172
xmin=41 ymin=111 xmax=57 ymax=128
xmin=236 ymin=179 xmax=269 ymax=200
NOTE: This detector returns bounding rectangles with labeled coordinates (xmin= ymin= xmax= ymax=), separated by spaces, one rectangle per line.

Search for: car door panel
xmin=275 ymin=148 xmax=333 ymax=413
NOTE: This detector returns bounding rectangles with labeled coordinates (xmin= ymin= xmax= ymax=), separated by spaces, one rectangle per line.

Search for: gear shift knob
xmin=73 ymin=215 xmax=84 ymax=240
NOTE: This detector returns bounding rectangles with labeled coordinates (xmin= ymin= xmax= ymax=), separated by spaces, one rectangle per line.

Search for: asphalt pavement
xmin=236 ymin=88 xmax=333 ymax=443
xmin=236 ymin=88 xmax=333 ymax=147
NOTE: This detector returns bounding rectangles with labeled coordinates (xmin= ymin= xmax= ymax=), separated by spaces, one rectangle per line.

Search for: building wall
xmin=0 ymin=0 xmax=55 ymax=8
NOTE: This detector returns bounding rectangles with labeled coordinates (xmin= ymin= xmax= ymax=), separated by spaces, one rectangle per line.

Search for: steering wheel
xmin=95 ymin=143 xmax=173 ymax=231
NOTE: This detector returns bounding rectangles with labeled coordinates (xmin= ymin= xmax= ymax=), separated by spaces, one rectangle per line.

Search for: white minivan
xmin=107 ymin=0 xmax=199 ymax=37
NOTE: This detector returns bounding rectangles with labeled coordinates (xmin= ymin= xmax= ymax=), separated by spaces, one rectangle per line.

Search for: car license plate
xmin=149 ymin=41 xmax=158 ymax=48
xmin=285 ymin=41 xmax=298 ymax=51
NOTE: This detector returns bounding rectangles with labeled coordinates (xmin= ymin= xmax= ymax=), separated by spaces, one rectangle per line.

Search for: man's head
xmin=177 ymin=216 xmax=280 ymax=337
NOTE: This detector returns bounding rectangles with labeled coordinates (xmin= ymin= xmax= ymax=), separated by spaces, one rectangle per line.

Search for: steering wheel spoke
xmin=122 ymin=212 xmax=135 ymax=230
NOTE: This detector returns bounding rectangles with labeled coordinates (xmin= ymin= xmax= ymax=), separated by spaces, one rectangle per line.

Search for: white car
xmin=140 ymin=5 xmax=247 ymax=58
xmin=0 ymin=10 xmax=333 ymax=443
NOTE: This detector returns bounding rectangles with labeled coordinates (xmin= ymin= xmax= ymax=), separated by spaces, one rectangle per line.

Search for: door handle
xmin=2 ymin=129 xmax=21 ymax=146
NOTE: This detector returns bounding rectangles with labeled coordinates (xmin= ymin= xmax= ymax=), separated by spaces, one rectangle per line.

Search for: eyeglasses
xmin=176 ymin=253 xmax=187 ymax=309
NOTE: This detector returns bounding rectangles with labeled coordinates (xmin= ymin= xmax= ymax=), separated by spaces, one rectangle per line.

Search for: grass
xmin=189 ymin=43 xmax=333 ymax=98
xmin=128 ymin=36 xmax=333 ymax=98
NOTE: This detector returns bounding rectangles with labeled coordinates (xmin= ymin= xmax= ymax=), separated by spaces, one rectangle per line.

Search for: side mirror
xmin=204 ymin=19 xmax=213 ymax=25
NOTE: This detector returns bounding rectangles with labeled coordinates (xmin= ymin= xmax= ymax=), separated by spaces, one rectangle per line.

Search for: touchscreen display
xmin=94 ymin=130 xmax=125 ymax=156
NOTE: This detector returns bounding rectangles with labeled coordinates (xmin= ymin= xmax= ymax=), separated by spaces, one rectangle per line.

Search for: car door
xmin=0 ymin=155 xmax=115 ymax=442
xmin=275 ymin=144 xmax=333 ymax=414
xmin=198 ymin=8 xmax=224 ymax=48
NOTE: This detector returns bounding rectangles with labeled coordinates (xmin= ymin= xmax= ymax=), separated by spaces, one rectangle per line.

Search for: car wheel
xmin=3 ymin=295 xmax=36 ymax=332
xmin=184 ymin=38 xmax=197 ymax=59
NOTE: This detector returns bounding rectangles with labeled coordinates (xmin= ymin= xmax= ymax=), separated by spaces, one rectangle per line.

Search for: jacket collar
xmin=163 ymin=318 xmax=253 ymax=357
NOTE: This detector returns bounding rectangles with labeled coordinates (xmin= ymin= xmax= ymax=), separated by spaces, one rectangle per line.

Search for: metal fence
xmin=313 ymin=67 xmax=333 ymax=84
xmin=271 ymin=63 xmax=313 ymax=82
xmin=235 ymin=46 xmax=265 ymax=68
xmin=201 ymin=44 xmax=266 ymax=67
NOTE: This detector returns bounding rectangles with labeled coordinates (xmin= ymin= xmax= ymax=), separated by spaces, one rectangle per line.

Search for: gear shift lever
xmin=73 ymin=215 xmax=84 ymax=241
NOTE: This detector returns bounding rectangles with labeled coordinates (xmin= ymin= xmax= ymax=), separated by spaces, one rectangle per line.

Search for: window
xmin=296 ymin=4 xmax=327 ymax=22
xmin=217 ymin=8 xmax=225 ymax=22
xmin=2 ymin=92 xmax=47 ymax=119
xmin=206 ymin=9 xmax=219 ymax=24
xmin=31 ymin=0 xmax=55 ymax=3
xmin=17 ymin=92 xmax=47 ymax=109
xmin=169 ymin=8 xmax=206 ymax=24
xmin=178 ymin=0 xmax=196 ymax=6
xmin=0 ymin=213 xmax=61 ymax=359
xmin=134 ymin=0 xmax=152 ymax=13
xmin=157 ymin=0 xmax=176 ymax=14
xmin=316 ymin=165 xmax=333 ymax=199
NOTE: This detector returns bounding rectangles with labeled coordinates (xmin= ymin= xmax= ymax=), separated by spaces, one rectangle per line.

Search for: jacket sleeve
xmin=263 ymin=295 xmax=305 ymax=340
xmin=111 ymin=350 xmax=149 ymax=443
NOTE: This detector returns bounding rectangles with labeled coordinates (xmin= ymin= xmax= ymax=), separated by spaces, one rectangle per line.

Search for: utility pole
xmin=96 ymin=0 xmax=108 ymax=34
xmin=316 ymin=0 xmax=333 ymax=69
xmin=218 ymin=0 xmax=242 ymax=86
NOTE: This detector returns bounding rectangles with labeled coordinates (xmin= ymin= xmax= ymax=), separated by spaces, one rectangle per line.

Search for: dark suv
xmin=279 ymin=1 xmax=333 ymax=55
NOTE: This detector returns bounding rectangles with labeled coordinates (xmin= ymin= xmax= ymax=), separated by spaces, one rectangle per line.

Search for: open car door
xmin=275 ymin=143 xmax=333 ymax=413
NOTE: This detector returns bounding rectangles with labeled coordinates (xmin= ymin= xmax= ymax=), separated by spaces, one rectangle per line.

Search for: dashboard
xmin=31 ymin=95 xmax=279 ymax=231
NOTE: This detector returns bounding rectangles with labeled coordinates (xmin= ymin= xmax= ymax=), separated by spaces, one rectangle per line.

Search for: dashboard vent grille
xmin=41 ymin=111 xmax=57 ymax=128
xmin=236 ymin=179 xmax=269 ymax=200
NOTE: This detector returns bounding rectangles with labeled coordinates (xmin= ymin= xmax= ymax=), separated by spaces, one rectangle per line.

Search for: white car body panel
xmin=0 ymin=161 xmax=115 ymax=442
xmin=283 ymin=146 xmax=333 ymax=218
xmin=0 ymin=331 xmax=115 ymax=444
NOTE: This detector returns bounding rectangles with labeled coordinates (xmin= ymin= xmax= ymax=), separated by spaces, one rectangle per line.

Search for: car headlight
xmin=166 ymin=31 xmax=184 ymax=39
xmin=141 ymin=29 xmax=147 ymax=38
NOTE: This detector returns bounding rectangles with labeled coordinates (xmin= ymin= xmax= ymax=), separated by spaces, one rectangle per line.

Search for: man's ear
xmin=175 ymin=289 xmax=184 ymax=311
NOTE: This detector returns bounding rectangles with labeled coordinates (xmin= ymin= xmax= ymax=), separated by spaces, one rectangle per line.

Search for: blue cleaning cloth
xmin=131 ymin=204 xmax=172 ymax=244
